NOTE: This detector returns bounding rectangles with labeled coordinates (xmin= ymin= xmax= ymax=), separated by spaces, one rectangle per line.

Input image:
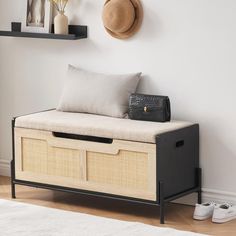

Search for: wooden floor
xmin=0 ymin=176 xmax=235 ymax=235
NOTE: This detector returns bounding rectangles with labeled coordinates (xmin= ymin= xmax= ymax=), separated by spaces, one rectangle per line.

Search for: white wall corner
xmin=0 ymin=159 xmax=11 ymax=177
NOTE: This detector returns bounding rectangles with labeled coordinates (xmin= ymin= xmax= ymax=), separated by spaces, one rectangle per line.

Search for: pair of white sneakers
xmin=193 ymin=202 xmax=236 ymax=223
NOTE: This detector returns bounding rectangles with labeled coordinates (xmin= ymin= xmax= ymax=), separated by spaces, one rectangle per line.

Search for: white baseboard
xmin=174 ymin=188 xmax=236 ymax=206
xmin=1 ymin=161 xmax=236 ymax=205
xmin=202 ymin=188 xmax=236 ymax=205
xmin=173 ymin=193 xmax=197 ymax=206
xmin=0 ymin=159 xmax=11 ymax=177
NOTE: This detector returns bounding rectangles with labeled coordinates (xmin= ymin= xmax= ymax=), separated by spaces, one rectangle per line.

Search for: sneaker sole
xmin=193 ymin=215 xmax=212 ymax=220
xmin=212 ymin=215 xmax=236 ymax=223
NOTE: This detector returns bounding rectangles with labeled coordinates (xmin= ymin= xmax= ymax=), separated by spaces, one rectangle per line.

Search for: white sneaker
xmin=193 ymin=202 xmax=217 ymax=220
xmin=212 ymin=203 xmax=236 ymax=223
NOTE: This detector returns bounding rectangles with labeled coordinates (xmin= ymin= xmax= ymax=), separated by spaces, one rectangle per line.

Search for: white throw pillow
xmin=57 ymin=65 xmax=141 ymax=118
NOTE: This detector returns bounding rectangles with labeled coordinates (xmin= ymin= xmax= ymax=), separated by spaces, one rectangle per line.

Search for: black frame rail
xmin=0 ymin=22 xmax=87 ymax=40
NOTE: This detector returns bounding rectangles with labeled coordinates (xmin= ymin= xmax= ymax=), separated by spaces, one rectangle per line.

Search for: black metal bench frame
xmin=11 ymin=111 xmax=201 ymax=224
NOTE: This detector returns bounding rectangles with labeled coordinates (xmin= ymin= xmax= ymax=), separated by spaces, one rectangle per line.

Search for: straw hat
xmin=102 ymin=0 xmax=143 ymax=39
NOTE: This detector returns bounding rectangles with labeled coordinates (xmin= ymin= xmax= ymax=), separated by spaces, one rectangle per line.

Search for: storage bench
xmin=11 ymin=110 xmax=201 ymax=224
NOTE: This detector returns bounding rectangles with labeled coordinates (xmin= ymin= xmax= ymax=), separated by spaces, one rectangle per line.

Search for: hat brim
xmin=103 ymin=0 xmax=143 ymax=39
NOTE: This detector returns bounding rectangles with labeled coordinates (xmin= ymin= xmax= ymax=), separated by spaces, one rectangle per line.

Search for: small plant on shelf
xmin=49 ymin=0 xmax=70 ymax=35
xmin=50 ymin=0 xmax=69 ymax=13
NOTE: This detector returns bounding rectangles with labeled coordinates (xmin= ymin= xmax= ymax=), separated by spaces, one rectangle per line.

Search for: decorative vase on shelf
xmin=54 ymin=11 xmax=68 ymax=35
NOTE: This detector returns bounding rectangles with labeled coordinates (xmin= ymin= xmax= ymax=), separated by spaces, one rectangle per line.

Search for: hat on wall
xmin=102 ymin=0 xmax=143 ymax=39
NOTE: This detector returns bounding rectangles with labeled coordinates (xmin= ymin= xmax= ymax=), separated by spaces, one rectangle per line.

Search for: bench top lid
xmin=15 ymin=110 xmax=195 ymax=143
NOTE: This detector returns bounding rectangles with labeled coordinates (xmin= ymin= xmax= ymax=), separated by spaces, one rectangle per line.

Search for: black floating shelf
xmin=0 ymin=22 xmax=87 ymax=40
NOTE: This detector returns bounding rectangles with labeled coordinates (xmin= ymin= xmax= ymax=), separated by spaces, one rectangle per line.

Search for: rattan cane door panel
xmin=21 ymin=138 xmax=81 ymax=180
xmin=87 ymin=150 xmax=148 ymax=190
xmin=15 ymin=128 xmax=156 ymax=200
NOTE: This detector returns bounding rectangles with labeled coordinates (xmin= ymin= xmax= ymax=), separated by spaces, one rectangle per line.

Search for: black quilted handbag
xmin=128 ymin=93 xmax=171 ymax=122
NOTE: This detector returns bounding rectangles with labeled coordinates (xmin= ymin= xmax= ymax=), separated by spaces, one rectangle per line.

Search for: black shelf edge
xmin=0 ymin=23 xmax=87 ymax=40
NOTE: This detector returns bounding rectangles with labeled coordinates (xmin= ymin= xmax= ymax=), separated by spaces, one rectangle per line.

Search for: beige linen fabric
xmin=15 ymin=110 xmax=194 ymax=143
xmin=57 ymin=65 xmax=141 ymax=118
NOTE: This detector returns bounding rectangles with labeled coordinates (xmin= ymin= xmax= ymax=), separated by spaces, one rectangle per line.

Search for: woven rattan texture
xmin=87 ymin=150 xmax=148 ymax=190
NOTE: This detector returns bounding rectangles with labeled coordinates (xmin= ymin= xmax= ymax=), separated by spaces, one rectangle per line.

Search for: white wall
xmin=1 ymin=0 xmax=236 ymax=202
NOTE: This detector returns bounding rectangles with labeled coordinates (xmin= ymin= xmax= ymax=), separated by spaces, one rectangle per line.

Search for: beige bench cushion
xmin=15 ymin=110 xmax=194 ymax=143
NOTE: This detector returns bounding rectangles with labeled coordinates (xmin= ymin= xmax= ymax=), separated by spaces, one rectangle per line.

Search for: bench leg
xmin=11 ymin=182 xmax=16 ymax=199
xmin=159 ymin=181 xmax=165 ymax=224
xmin=197 ymin=168 xmax=202 ymax=204
xmin=198 ymin=189 xmax=202 ymax=204
xmin=11 ymin=160 xmax=16 ymax=199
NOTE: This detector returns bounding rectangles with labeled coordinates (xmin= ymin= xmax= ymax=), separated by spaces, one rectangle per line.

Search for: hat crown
xmin=102 ymin=0 xmax=135 ymax=33
xmin=102 ymin=0 xmax=143 ymax=39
